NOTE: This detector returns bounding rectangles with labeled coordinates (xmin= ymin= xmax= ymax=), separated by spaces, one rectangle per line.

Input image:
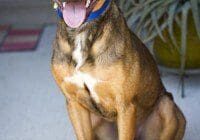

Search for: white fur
xmin=65 ymin=72 xmax=84 ymax=88
xmin=65 ymin=33 xmax=100 ymax=103
xmin=64 ymin=72 xmax=101 ymax=103
xmin=86 ymin=0 xmax=91 ymax=8
xmin=73 ymin=35 xmax=85 ymax=70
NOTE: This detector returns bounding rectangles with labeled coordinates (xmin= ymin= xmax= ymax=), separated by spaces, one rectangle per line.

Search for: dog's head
xmin=52 ymin=0 xmax=113 ymax=29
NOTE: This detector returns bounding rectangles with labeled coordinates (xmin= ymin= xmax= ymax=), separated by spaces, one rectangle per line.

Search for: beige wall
xmin=0 ymin=0 xmax=56 ymax=24
xmin=0 ymin=0 xmax=50 ymax=7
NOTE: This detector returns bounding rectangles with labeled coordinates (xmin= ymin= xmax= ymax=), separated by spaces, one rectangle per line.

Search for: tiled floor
xmin=0 ymin=26 xmax=75 ymax=140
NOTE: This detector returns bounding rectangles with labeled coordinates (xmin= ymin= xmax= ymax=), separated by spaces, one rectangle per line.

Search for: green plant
xmin=118 ymin=0 xmax=200 ymax=97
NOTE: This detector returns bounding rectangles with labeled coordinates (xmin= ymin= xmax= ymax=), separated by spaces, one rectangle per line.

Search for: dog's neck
xmin=73 ymin=32 xmax=88 ymax=69
xmin=55 ymin=2 xmax=130 ymax=67
xmin=57 ymin=1 xmax=117 ymax=44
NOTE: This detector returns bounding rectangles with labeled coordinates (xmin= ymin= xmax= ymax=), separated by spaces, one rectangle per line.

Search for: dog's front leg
xmin=67 ymin=100 xmax=94 ymax=140
xmin=117 ymin=104 xmax=136 ymax=140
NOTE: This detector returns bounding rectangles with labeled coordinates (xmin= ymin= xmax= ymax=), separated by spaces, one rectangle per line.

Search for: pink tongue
xmin=63 ymin=2 xmax=86 ymax=28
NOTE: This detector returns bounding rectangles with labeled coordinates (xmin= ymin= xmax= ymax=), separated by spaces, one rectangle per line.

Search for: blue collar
xmin=86 ymin=0 xmax=110 ymax=22
xmin=56 ymin=0 xmax=110 ymax=23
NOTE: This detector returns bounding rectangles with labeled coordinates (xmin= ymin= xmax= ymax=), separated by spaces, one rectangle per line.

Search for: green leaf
xmin=151 ymin=11 xmax=166 ymax=42
xmin=167 ymin=1 xmax=179 ymax=48
xmin=144 ymin=18 xmax=152 ymax=28
xmin=143 ymin=0 xmax=158 ymax=6
xmin=128 ymin=12 xmax=142 ymax=27
xmin=147 ymin=22 xmax=155 ymax=36
xmin=180 ymin=2 xmax=190 ymax=74
xmin=136 ymin=0 xmax=164 ymax=33
xmin=175 ymin=15 xmax=182 ymax=27
xmin=190 ymin=0 xmax=200 ymax=38
xmin=143 ymin=22 xmax=168 ymax=43
xmin=146 ymin=8 xmax=167 ymax=36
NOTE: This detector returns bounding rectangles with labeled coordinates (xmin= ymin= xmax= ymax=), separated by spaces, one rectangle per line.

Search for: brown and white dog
xmin=51 ymin=0 xmax=186 ymax=140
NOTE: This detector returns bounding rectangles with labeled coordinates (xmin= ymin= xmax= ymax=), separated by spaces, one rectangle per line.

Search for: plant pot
xmin=153 ymin=13 xmax=200 ymax=70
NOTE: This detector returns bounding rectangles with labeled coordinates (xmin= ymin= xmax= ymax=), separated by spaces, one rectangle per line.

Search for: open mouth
xmin=61 ymin=0 xmax=97 ymax=28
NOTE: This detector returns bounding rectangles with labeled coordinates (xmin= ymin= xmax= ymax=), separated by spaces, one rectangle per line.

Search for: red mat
xmin=0 ymin=25 xmax=43 ymax=52
xmin=0 ymin=25 xmax=10 ymax=46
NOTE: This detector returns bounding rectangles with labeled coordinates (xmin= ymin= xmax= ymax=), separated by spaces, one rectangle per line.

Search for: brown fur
xmin=51 ymin=1 xmax=186 ymax=140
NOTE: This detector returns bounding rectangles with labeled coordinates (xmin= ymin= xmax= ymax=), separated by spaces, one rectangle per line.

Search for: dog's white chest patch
xmin=64 ymin=72 xmax=101 ymax=103
xmin=73 ymin=34 xmax=85 ymax=69
xmin=65 ymin=33 xmax=100 ymax=103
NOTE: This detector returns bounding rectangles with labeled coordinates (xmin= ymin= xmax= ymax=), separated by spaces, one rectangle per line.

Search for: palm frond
xmin=190 ymin=0 xmax=200 ymax=38
xmin=118 ymin=0 xmax=199 ymax=44
xmin=167 ymin=1 xmax=179 ymax=47
xmin=180 ymin=2 xmax=190 ymax=73
xmin=151 ymin=11 xmax=166 ymax=42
